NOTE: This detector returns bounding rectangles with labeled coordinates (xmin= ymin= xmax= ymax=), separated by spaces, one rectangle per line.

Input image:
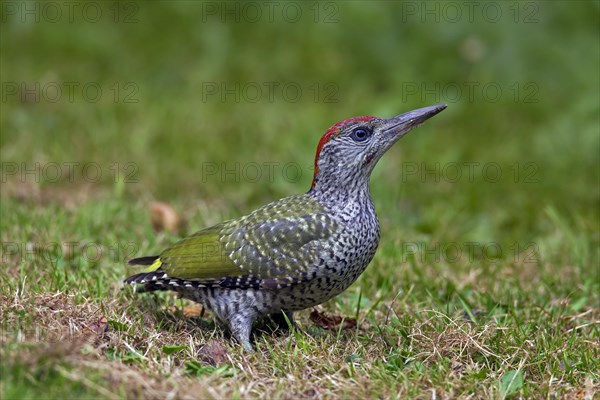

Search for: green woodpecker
xmin=125 ymin=104 xmax=447 ymax=351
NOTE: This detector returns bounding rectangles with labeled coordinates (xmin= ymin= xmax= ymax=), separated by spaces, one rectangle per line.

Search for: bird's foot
xmin=229 ymin=313 xmax=256 ymax=352
xmin=241 ymin=341 xmax=254 ymax=352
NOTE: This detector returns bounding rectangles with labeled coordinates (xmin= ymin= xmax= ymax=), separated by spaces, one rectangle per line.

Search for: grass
xmin=1 ymin=1 xmax=599 ymax=399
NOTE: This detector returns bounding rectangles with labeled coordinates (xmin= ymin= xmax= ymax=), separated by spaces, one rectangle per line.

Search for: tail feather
xmin=124 ymin=271 xmax=168 ymax=285
xmin=128 ymin=256 xmax=160 ymax=266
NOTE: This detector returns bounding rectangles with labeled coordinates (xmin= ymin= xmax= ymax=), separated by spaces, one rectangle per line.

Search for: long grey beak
xmin=383 ymin=104 xmax=447 ymax=137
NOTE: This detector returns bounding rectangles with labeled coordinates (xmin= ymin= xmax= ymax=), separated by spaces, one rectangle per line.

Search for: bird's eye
xmin=351 ymin=128 xmax=371 ymax=142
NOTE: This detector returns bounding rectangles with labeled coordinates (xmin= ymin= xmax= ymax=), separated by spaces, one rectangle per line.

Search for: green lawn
xmin=1 ymin=1 xmax=598 ymax=398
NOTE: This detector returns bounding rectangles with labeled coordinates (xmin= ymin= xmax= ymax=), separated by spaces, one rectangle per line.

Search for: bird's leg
xmin=269 ymin=310 xmax=295 ymax=331
xmin=228 ymin=312 xmax=256 ymax=352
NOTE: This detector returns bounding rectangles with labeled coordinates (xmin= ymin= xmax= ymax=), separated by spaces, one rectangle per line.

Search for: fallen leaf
xmin=168 ymin=304 xmax=208 ymax=318
xmin=197 ymin=340 xmax=229 ymax=366
xmin=150 ymin=202 xmax=184 ymax=234
xmin=89 ymin=316 xmax=108 ymax=335
xmin=309 ymin=309 xmax=357 ymax=331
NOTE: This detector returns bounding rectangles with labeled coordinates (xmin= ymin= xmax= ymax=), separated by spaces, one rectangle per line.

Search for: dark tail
xmin=128 ymin=255 xmax=160 ymax=266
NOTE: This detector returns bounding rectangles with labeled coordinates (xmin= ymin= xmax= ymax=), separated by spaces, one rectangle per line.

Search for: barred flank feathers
xmin=124 ymin=271 xmax=220 ymax=290
xmin=124 ymin=271 xmax=168 ymax=285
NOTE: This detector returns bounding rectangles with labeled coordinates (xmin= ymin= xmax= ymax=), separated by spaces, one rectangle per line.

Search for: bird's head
xmin=310 ymin=104 xmax=447 ymax=194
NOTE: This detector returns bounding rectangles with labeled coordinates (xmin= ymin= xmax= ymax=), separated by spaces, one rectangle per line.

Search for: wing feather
xmin=153 ymin=194 xmax=337 ymax=284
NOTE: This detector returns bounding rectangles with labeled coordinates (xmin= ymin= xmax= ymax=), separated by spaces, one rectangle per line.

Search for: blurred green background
xmin=1 ymin=1 xmax=598 ymax=266
xmin=1 ymin=2 xmax=599 ymax=397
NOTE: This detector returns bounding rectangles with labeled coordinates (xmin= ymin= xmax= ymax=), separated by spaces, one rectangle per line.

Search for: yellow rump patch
xmin=143 ymin=258 xmax=163 ymax=272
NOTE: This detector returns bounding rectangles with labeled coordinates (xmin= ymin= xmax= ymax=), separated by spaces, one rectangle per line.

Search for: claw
xmin=242 ymin=341 xmax=254 ymax=352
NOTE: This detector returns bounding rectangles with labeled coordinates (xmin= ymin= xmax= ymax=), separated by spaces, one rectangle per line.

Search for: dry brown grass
xmin=2 ymin=284 xmax=598 ymax=399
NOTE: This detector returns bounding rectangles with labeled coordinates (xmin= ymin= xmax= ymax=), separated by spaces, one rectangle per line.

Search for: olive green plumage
xmin=139 ymin=194 xmax=336 ymax=283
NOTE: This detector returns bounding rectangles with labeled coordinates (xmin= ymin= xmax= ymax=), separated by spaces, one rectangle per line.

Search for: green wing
xmin=148 ymin=194 xmax=338 ymax=282
xmin=156 ymin=223 xmax=242 ymax=279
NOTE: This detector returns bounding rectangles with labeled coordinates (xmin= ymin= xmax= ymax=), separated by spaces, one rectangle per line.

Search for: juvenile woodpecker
xmin=125 ymin=104 xmax=447 ymax=351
